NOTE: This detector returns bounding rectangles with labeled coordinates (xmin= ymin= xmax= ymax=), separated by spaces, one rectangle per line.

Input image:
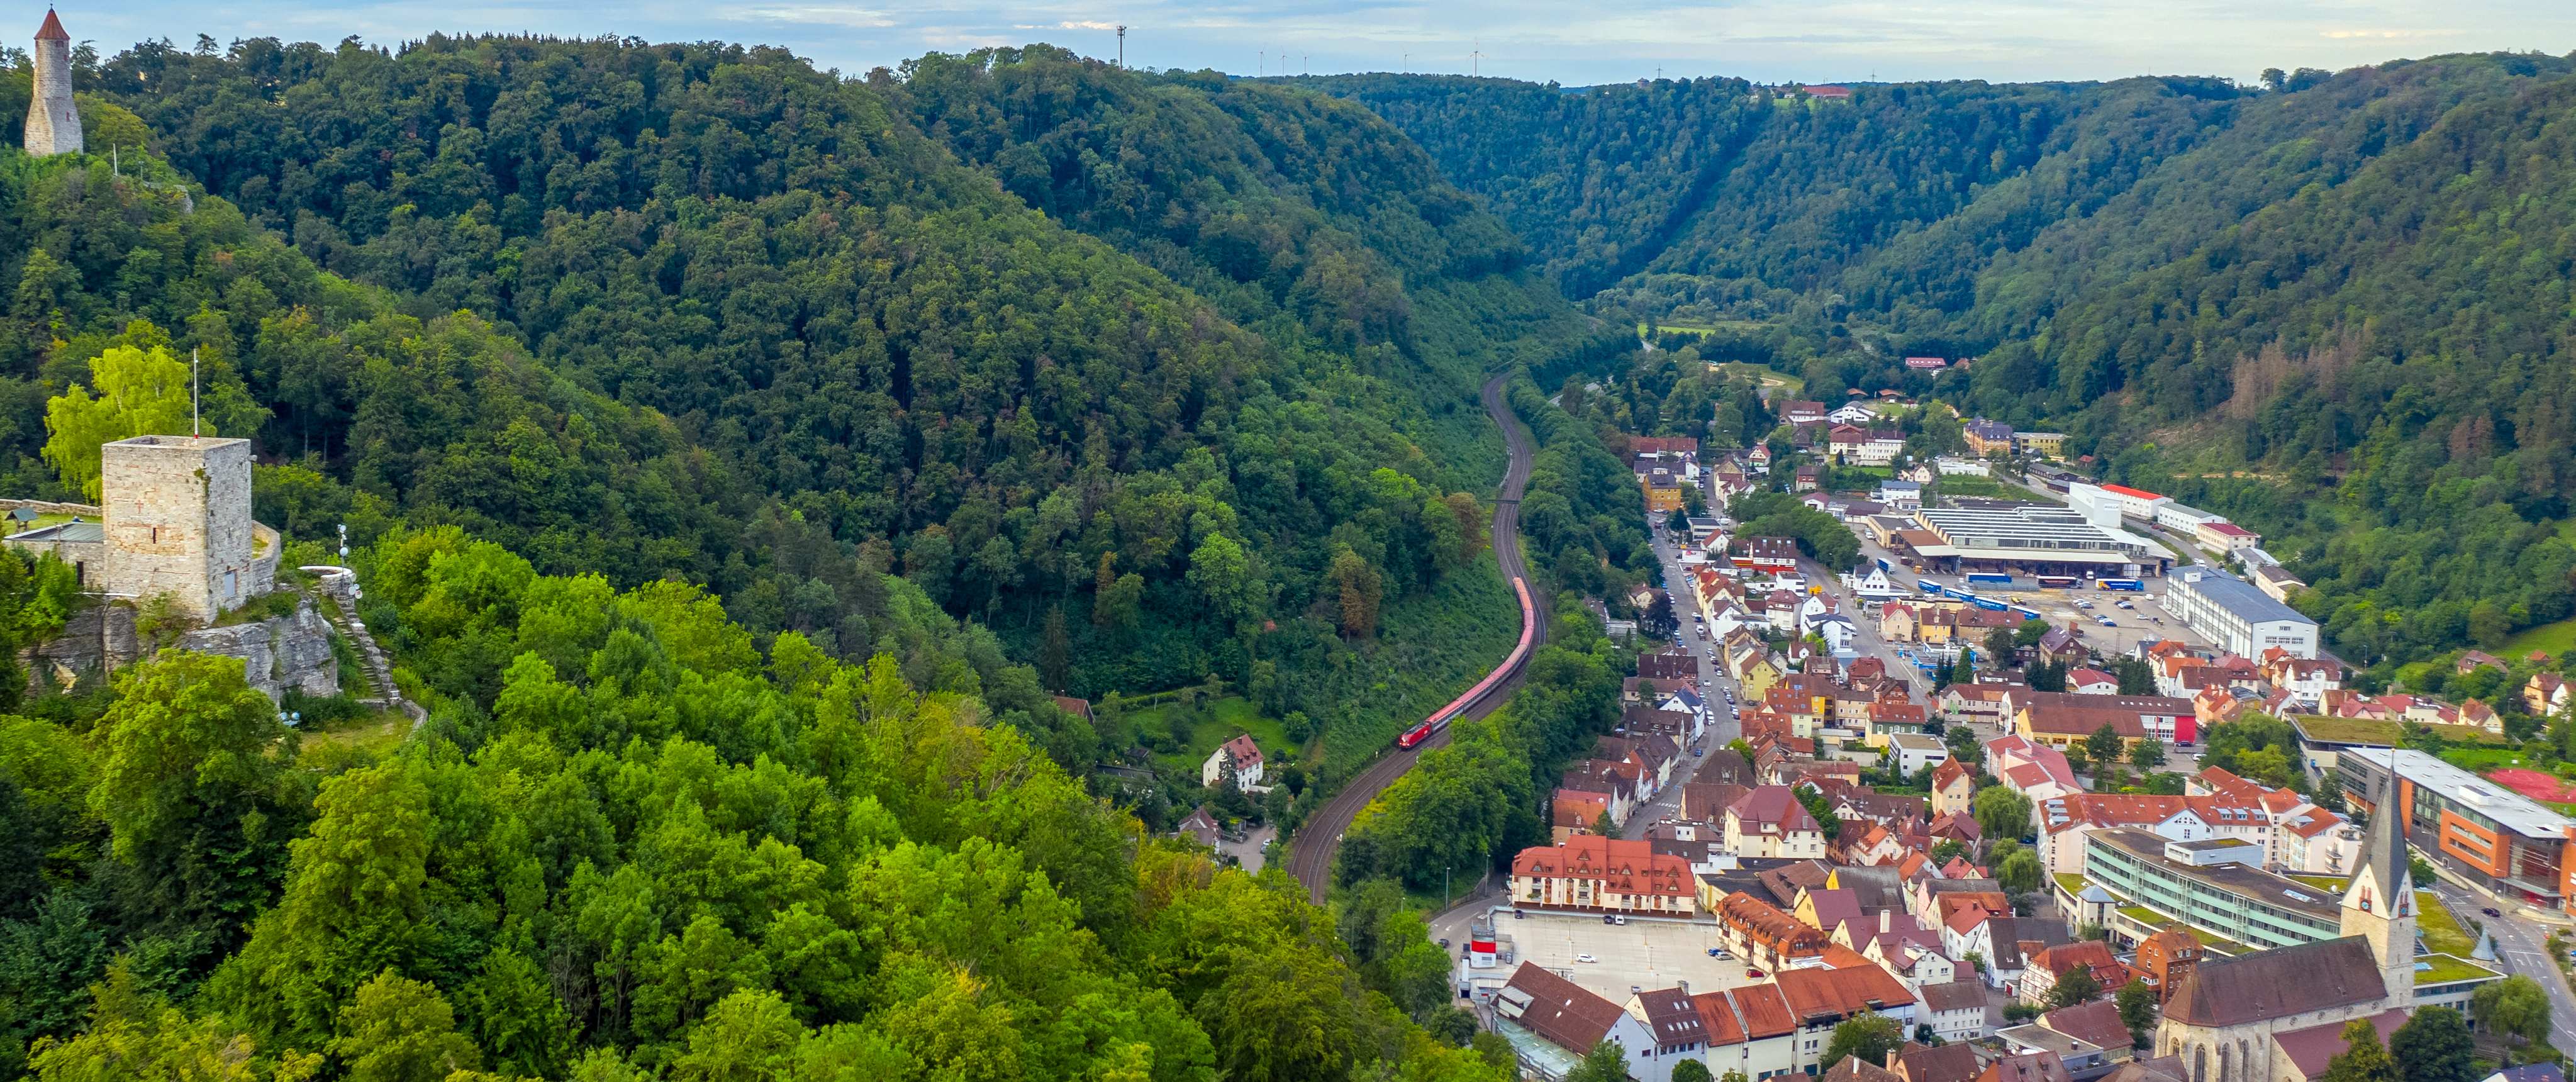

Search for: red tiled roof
xmin=1727 ymin=984 xmax=1792 ymax=1038
xmin=1730 ymin=785 xmax=1823 ymax=834
xmin=1720 ymin=892 xmax=1832 ymax=956
xmin=36 ymin=9 xmax=67 ymax=40
xmin=1502 ymin=962 xmax=1628 ymax=1054
xmin=1776 ymin=964 xmax=1916 ymax=1022
xmin=2040 ymin=999 xmax=2132 ymax=1053
xmin=1514 ymin=836 xmax=1695 ymax=898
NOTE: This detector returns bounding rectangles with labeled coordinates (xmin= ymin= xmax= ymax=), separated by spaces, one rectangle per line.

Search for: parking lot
xmin=1499 ymin=911 xmax=1763 ymax=1001
xmin=1854 ymin=535 xmax=2221 ymax=665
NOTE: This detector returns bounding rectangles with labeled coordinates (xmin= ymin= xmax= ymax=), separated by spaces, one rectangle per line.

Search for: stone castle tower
xmin=99 ymin=435 xmax=265 ymax=622
xmin=2339 ymin=780 xmax=2417 ymax=1007
xmin=23 ymin=9 xmax=82 ymax=157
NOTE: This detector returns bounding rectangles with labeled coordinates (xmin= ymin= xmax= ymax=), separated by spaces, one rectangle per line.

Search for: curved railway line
xmin=1286 ymin=373 xmax=1547 ymax=905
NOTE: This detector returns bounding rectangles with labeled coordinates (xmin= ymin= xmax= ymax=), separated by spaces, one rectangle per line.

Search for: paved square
xmin=1490 ymin=912 xmax=1767 ymax=1001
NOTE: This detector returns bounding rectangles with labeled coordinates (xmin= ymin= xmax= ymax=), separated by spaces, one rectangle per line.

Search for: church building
xmin=2151 ymin=782 xmax=2414 ymax=1082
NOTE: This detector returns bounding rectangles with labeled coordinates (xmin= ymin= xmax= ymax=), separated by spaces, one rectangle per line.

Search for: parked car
xmin=1603 ymin=914 xmax=1616 ymax=925
xmin=1438 ymin=939 xmax=1451 ymax=949
xmin=1612 ymin=915 xmax=1629 ymax=925
xmin=1745 ymin=969 xmax=1766 ymax=979
xmin=1576 ymin=954 xmax=1599 ymax=963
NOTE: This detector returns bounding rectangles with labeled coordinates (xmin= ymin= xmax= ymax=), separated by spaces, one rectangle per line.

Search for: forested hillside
xmin=0 ymin=36 xmax=1604 ymax=774
xmin=1318 ymin=55 xmax=2576 ymax=668
xmin=0 ymin=31 xmax=1619 ymax=1081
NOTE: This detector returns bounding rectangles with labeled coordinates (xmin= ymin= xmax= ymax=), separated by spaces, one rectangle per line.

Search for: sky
xmin=19 ymin=0 xmax=2576 ymax=88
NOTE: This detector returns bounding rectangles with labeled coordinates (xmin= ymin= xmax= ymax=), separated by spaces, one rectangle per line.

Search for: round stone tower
xmin=24 ymin=9 xmax=84 ymax=157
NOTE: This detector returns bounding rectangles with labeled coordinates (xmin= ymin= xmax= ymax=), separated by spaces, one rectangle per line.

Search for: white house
xmin=1886 ymin=733 xmax=1951 ymax=776
xmin=2068 ymin=669 xmax=2121 ymax=695
xmin=1202 ymin=733 xmax=1265 ymax=788
xmin=1813 ymin=614 xmax=1858 ymax=655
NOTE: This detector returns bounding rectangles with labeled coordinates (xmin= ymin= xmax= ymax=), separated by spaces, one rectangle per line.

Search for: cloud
xmin=1059 ymin=20 xmax=1122 ymax=29
xmin=2321 ymin=28 xmax=2462 ymax=38
xmin=732 ymin=5 xmax=895 ymax=27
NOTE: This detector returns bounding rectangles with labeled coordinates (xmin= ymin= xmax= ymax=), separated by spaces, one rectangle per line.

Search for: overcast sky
xmin=21 ymin=0 xmax=2576 ymax=87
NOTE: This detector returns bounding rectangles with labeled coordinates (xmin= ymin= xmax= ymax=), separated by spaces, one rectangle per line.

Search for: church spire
xmin=2348 ymin=775 xmax=2411 ymax=914
xmin=2341 ymin=771 xmax=2416 ymax=1006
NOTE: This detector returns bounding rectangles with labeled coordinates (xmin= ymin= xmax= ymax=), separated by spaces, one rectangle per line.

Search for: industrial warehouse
xmin=1876 ymin=503 xmax=2175 ymax=579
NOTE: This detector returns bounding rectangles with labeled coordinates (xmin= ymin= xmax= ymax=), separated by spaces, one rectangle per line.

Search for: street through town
xmin=2432 ymin=883 xmax=2576 ymax=1044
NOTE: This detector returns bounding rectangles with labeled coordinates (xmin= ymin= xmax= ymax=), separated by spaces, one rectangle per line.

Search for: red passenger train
xmin=1396 ymin=576 xmax=1537 ymax=750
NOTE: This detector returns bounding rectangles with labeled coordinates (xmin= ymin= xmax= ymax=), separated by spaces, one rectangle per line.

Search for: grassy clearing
xmin=1139 ymin=696 xmax=1301 ymax=778
xmin=1704 ymin=362 xmax=1804 ymax=394
xmin=2503 ymin=617 xmax=2576 ymax=659
xmin=2288 ymin=874 xmax=2349 ymax=892
xmin=298 ymin=710 xmax=407 ymax=771
xmin=2441 ymin=747 xmax=2545 ymax=772
xmin=2291 ymin=715 xmax=2508 ymax=747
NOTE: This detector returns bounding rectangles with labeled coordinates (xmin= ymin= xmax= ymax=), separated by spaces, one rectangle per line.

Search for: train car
xmin=1970 ymin=596 xmax=2008 ymax=611
xmin=1917 ymin=579 xmax=1943 ymax=594
xmin=1965 ymin=572 xmax=2014 ymax=586
xmin=1398 ymin=575 xmax=1539 ymax=750
xmin=2036 ymin=576 xmax=2080 ymax=589
xmin=2097 ymin=578 xmax=2146 ymax=592
xmin=2009 ymin=605 xmax=2043 ymax=620
xmin=1941 ymin=586 xmax=1978 ymax=602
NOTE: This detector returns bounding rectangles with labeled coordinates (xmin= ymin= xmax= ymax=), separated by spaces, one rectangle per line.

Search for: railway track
xmin=1286 ymin=373 xmax=1547 ymax=905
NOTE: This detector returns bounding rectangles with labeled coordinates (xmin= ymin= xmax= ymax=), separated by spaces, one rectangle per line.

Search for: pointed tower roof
xmin=2348 ymin=776 xmax=2409 ymax=906
xmin=36 ymin=9 xmax=68 ymax=40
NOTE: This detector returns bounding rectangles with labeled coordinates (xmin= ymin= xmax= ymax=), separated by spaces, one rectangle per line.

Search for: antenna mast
xmin=1116 ymin=25 xmax=1125 ymax=68
xmin=1470 ymin=38 xmax=1483 ymax=77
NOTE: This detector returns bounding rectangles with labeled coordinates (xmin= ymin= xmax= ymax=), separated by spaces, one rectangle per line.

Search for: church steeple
xmin=2340 ymin=774 xmax=2416 ymax=1005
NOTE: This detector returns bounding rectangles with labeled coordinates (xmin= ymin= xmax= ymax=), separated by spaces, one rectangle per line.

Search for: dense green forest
xmin=0 ymin=36 xmax=1604 ymax=778
xmin=0 ymin=35 xmax=1636 ymax=1078
xmin=0 ymin=535 xmax=1517 ymax=1080
xmin=1315 ymin=56 xmax=2576 ymax=669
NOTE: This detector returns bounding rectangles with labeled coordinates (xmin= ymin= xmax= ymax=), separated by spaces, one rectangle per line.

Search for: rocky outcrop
xmin=24 ymin=594 xmax=339 ymax=701
xmin=177 ymin=601 xmax=338 ymax=700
